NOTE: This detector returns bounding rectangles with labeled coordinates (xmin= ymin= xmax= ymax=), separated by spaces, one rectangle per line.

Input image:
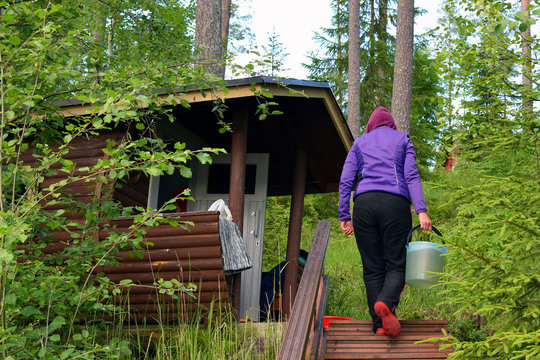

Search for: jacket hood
xmin=364 ymin=107 xmax=396 ymax=134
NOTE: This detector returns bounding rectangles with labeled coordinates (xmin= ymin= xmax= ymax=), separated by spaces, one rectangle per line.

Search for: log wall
xmin=18 ymin=133 xmax=229 ymax=323
xmin=99 ymin=211 xmax=229 ymax=323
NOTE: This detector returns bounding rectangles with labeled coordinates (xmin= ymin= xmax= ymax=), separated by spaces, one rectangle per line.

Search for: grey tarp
xmin=218 ymin=217 xmax=253 ymax=275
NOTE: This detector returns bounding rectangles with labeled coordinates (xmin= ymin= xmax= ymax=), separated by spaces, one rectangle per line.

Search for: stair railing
xmin=277 ymin=221 xmax=331 ymax=360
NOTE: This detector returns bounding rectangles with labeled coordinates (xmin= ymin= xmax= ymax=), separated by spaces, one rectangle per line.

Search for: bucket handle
xmin=406 ymin=225 xmax=444 ymax=245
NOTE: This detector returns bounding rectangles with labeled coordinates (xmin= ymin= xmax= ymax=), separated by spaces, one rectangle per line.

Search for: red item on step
xmin=323 ymin=316 xmax=355 ymax=328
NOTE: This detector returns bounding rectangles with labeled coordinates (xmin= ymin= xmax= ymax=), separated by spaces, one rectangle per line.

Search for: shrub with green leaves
xmin=0 ymin=1 xmax=228 ymax=358
xmin=433 ymin=0 xmax=540 ymax=358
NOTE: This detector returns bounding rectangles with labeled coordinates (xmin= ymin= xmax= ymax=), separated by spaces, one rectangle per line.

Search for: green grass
xmin=262 ymin=190 xmax=457 ymax=325
xmin=323 ymin=216 xmax=456 ymax=322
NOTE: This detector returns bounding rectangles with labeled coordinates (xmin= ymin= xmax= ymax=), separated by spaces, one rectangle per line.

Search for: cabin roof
xmin=56 ymin=76 xmax=353 ymax=196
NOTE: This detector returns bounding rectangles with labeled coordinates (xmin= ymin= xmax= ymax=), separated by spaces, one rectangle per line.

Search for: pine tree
xmin=260 ymin=29 xmax=290 ymax=77
xmin=434 ymin=1 xmax=540 ymax=357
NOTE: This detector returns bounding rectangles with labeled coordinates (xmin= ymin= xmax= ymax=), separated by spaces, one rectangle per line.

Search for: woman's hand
xmin=341 ymin=220 xmax=354 ymax=235
xmin=418 ymin=212 xmax=432 ymax=231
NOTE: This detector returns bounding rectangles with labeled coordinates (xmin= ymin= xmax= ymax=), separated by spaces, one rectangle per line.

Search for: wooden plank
xmin=120 ymin=302 xmax=223 ymax=313
xmin=104 ymin=269 xmax=224 ymax=283
xmin=327 ymin=331 xmax=449 ymax=338
xmin=40 ymin=176 xmax=99 ymax=189
xmin=115 ymin=306 xmax=233 ymax=323
xmin=111 ymin=186 xmax=148 ymax=206
xmin=326 ymin=343 xmax=451 ymax=350
xmin=326 ymin=352 xmax=448 ymax=360
xmin=115 ymin=292 xmax=229 ymax=304
xmin=277 ymin=221 xmax=331 ymax=360
xmin=42 ymin=195 xmax=94 ymax=210
xmin=309 ymin=274 xmax=329 ymax=360
xmin=323 ymin=318 xmax=452 ymax=360
xmin=326 ymin=329 xmax=448 ymax=334
xmin=326 ymin=335 xmax=450 ymax=342
xmin=37 ymin=231 xmax=220 ymax=251
xmin=305 ymin=277 xmax=324 ymax=359
xmin=125 ymin=233 xmax=220 ymax=250
xmin=286 ymin=222 xmax=329 ymax=358
xmin=113 ymin=245 xmax=222 ymax=262
xmin=99 ymin=222 xmax=219 ymax=238
xmin=125 ymin=281 xmax=226 ymax=294
xmin=103 ymin=211 xmax=220 ymax=227
xmin=325 ymin=320 xmax=448 ymax=326
xmin=326 ymin=345 xmax=448 ymax=353
xmin=325 ymin=326 xmax=449 ymax=332
xmin=100 ymin=258 xmax=224 ymax=273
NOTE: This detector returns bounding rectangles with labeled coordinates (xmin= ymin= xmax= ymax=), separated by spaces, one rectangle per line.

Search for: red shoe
xmin=374 ymin=301 xmax=401 ymax=337
xmin=375 ymin=328 xmax=386 ymax=336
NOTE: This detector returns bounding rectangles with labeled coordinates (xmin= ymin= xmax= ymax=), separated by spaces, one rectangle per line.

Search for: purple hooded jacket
xmin=338 ymin=107 xmax=427 ymax=221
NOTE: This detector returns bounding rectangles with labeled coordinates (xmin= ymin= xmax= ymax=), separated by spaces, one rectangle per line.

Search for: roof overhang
xmin=55 ymin=76 xmax=354 ymax=196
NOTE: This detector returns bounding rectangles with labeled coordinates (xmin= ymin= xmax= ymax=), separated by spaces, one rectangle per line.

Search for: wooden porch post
xmin=282 ymin=145 xmax=308 ymax=318
xmin=229 ymin=106 xmax=248 ymax=318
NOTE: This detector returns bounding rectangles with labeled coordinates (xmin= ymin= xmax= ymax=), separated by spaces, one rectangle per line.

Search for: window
xmin=207 ymin=164 xmax=257 ymax=194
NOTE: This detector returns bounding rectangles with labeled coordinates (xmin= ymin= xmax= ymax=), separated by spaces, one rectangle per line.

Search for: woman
xmin=338 ymin=107 xmax=432 ymax=337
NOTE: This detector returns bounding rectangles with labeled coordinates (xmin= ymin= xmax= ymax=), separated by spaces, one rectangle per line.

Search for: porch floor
xmin=323 ymin=319 xmax=452 ymax=359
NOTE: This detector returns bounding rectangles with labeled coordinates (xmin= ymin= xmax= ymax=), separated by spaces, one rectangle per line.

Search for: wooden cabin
xmin=25 ymin=76 xmax=353 ymax=323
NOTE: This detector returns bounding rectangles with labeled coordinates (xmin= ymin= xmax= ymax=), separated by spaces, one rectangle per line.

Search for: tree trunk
xmin=375 ymin=0 xmax=388 ymax=106
xmin=90 ymin=6 xmax=106 ymax=81
xmin=369 ymin=0 xmax=375 ymax=73
xmin=522 ymin=0 xmax=532 ymax=115
xmin=222 ymin=0 xmax=232 ymax=53
xmin=391 ymin=0 xmax=414 ymax=133
xmin=107 ymin=14 xmax=116 ymax=63
xmin=195 ymin=0 xmax=225 ymax=78
xmin=348 ymin=0 xmax=361 ymax=138
xmin=336 ymin=0 xmax=344 ymax=106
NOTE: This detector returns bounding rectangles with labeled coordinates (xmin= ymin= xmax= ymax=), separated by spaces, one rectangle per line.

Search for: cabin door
xmin=190 ymin=153 xmax=269 ymax=321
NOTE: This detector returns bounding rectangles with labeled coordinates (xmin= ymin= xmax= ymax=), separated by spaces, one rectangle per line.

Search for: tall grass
xmin=136 ymin=315 xmax=283 ymax=360
xmin=90 ymin=300 xmax=284 ymax=359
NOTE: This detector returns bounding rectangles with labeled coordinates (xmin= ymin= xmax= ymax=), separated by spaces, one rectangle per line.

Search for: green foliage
xmin=431 ymin=0 xmax=540 ymax=357
xmin=305 ymin=1 xmax=441 ymax=170
xmin=262 ymin=196 xmax=290 ymax=271
xmin=262 ymin=193 xmax=339 ymax=272
xmin=0 ymin=0 xmax=233 ymax=358
xmin=410 ymin=40 xmax=443 ymax=176
xmin=448 ymin=317 xmax=487 ymax=343
xmin=434 ymin=169 xmax=540 ymax=359
xmin=257 ymin=30 xmax=290 ymax=77
xmin=305 ymin=0 xmax=350 ymax=107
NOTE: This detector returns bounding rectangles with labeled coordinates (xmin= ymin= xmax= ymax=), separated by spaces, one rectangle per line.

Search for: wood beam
xmin=228 ymin=106 xmax=248 ymax=317
xmin=282 ymin=145 xmax=308 ymax=318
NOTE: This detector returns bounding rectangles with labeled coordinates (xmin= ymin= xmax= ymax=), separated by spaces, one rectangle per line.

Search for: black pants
xmin=352 ymin=191 xmax=412 ymax=332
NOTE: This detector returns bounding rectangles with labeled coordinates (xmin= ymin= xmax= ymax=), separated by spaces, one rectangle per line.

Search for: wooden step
xmin=324 ymin=320 xmax=452 ymax=360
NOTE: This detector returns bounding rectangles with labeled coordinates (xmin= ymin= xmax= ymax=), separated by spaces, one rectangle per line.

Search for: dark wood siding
xmin=112 ymin=171 xmax=149 ymax=208
xmin=19 ymin=132 xmax=124 ymax=222
xmin=19 ymin=133 xmax=229 ymax=323
xmin=99 ymin=211 xmax=229 ymax=323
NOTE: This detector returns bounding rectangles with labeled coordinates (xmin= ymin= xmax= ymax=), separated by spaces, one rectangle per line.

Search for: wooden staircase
xmin=323 ymin=320 xmax=452 ymax=360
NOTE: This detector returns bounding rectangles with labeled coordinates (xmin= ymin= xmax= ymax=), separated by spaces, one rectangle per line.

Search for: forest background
xmin=0 ymin=0 xmax=538 ymax=359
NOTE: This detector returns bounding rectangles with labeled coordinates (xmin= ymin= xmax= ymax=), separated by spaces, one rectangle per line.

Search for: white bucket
xmin=405 ymin=226 xmax=447 ymax=289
